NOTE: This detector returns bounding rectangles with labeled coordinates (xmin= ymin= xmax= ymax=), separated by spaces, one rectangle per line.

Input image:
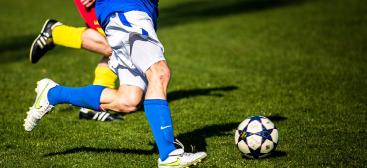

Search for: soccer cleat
xmin=24 ymin=78 xmax=58 ymax=131
xmin=29 ymin=19 xmax=62 ymax=63
xmin=79 ymin=108 xmax=122 ymax=121
xmin=158 ymin=140 xmax=207 ymax=168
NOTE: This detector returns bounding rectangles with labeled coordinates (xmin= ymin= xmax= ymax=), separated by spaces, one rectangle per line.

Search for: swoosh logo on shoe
xmin=160 ymin=125 xmax=172 ymax=130
xmin=35 ymin=83 xmax=49 ymax=109
xmin=160 ymin=158 xmax=180 ymax=167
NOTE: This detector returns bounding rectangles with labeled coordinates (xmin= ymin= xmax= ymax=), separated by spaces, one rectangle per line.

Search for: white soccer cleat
xmin=24 ymin=78 xmax=58 ymax=131
xmin=158 ymin=140 xmax=207 ymax=168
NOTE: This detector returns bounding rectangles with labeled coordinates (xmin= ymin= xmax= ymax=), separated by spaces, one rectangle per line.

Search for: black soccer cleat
xmin=79 ymin=108 xmax=123 ymax=122
xmin=29 ymin=19 xmax=62 ymax=64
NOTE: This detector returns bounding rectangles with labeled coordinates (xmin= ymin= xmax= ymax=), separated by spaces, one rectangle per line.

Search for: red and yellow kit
xmin=52 ymin=0 xmax=105 ymax=48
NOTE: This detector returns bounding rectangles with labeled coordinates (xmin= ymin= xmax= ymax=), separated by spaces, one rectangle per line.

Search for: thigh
xmin=130 ymin=35 xmax=166 ymax=73
xmin=114 ymin=65 xmax=148 ymax=91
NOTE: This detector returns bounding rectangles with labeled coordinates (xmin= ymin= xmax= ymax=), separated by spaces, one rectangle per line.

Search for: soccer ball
xmin=235 ymin=116 xmax=279 ymax=158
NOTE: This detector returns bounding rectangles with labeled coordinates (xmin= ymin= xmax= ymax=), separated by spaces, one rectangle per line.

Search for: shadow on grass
xmin=150 ymin=122 xmax=239 ymax=153
xmin=269 ymin=150 xmax=287 ymax=158
xmin=267 ymin=114 xmax=287 ymax=122
xmin=159 ymin=0 xmax=304 ymax=29
xmin=1 ymin=0 xmax=304 ymax=64
xmin=44 ymin=146 xmax=154 ymax=157
xmin=44 ymin=123 xmax=237 ymax=157
xmin=0 ymin=34 xmax=35 ymax=64
xmin=168 ymin=85 xmax=238 ymax=102
xmin=118 ymin=85 xmax=238 ymax=113
xmin=241 ymin=150 xmax=287 ymax=159
xmin=44 ymin=121 xmax=287 ymax=157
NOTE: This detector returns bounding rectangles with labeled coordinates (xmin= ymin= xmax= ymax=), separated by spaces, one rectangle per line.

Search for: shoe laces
xmin=174 ymin=139 xmax=197 ymax=154
xmin=173 ymin=139 xmax=197 ymax=157
xmin=174 ymin=139 xmax=185 ymax=150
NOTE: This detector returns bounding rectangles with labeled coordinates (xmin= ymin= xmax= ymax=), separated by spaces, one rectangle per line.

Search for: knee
xmin=114 ymin=92 xmax=142 ymax=113
xmin=156 ymin=67 xmax=170 ymax=85
xmin=147 ymin=61 xmax=171 ymax=85
xmin=102 ymin=47 xmax=113 ymax=57
xmin=161 ymin=67 xmax=171 ymax=83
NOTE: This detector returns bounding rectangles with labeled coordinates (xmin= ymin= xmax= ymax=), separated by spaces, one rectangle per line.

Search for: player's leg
xmin=73 ymin=0 xmax=111 ymax=56
xmin=144 ymin=61 xmax=170 ymax=99
xmin=79 ymin=57 xmax=120 ymax=121
xmin=54 ymin=24 xmax=112 ymax=56
xmin=23 ymin=78 xmax=143 ymax=131
xmin=101 ymin=12 xmax=180 ymax=162
xmin=143 ymin=61 xmax=176 ymax=160
xmin=92 ymin=57 xmax=116 ymax=88
xmin=98 ymin=56 xmax=148 ymax=112
xmin=30 ymin=20 xmax=119 ymax=121
xmin=128 ymin=31 xmax=207 ymax=167
xmin=131 ymin=42 xmax=174 ymax=159
xmin=103 ymin=10 xmax=207 ymax=166
xmin=25 ymin=32 xmax=143 ymax=129
xmin=140 ymin=50 xmax=207 ymax=168
xmin=30 ymin=0 xmax=110 ymax=62
xmin=81 ymin=28 xmax=112 ymax=57
xmin=100 ymin=84 xmax=143 ymax=112
xmin=30 ymin=21 xmax=112 ymax=63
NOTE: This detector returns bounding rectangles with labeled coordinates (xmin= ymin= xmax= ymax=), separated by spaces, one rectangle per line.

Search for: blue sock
xmin=47 ymin=85 xmax=105 ymax=111
xmin=144 ymin=99 xmax=176 ymax=161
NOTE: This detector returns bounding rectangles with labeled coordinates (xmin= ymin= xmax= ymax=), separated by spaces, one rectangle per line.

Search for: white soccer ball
xmin=235 ymin=116 xmax=279 ymax=158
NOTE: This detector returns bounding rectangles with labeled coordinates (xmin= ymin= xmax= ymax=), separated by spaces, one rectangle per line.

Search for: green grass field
xmin=0 ymin=0 xmax=366 ymax=167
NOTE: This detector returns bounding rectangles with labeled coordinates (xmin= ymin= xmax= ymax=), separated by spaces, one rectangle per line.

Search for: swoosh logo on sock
xmin=160 ymin=125 xmax=172 ymax=130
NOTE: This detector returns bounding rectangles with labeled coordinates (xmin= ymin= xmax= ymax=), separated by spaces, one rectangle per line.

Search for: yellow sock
xmin=93 ymin=66 xmax=117 ymax=89
xmin=52 ymin=25 xmax=86 ymax=48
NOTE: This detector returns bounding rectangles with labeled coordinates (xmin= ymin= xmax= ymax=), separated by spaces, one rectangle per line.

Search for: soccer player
xmin=30 ymin=0 xmax=119 ymax=121
xmin=24 ymin=0 xmax=207 ymax=167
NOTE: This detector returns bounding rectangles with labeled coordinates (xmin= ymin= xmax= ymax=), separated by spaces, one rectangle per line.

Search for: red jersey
xmin=74 ymin=0 xmax=102 ymax=31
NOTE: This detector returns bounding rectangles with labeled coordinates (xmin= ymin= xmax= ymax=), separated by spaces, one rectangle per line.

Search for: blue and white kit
xmin=96 ymin=0 xmax=164 ymax=91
